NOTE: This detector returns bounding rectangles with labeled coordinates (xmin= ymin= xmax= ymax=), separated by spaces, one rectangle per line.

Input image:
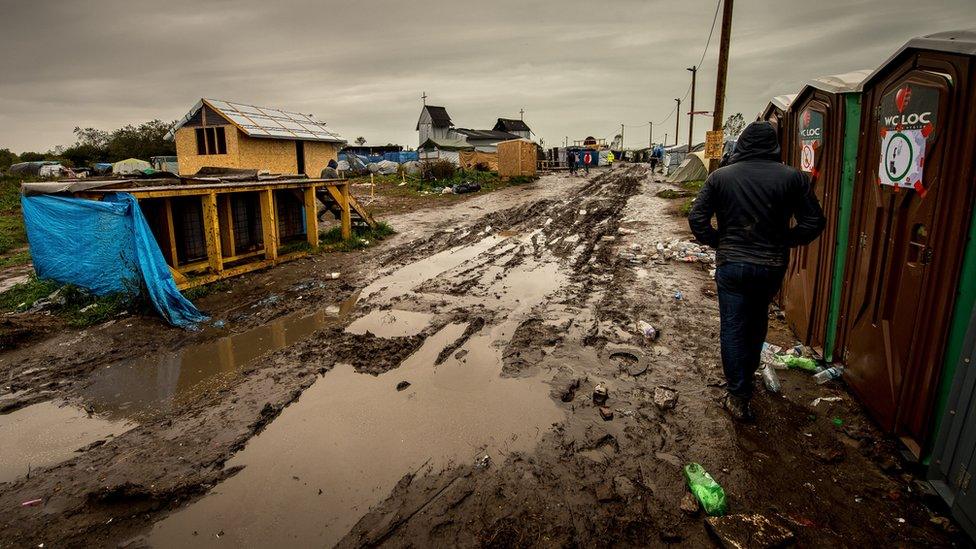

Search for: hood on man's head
xmin=731 ymin=121 xmax=781 ymax=163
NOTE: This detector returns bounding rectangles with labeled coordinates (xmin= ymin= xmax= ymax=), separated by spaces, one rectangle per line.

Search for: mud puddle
xmin=76 ymin=293 xmax=361 ymax=421
xmin=149 ymin=321 xmax=563 ymax=547
xmin=362 ymin=235 xmax=507 ymax=301
xmin=345 ymin=309 xmax=433 ymax=338
xmin=0 ymin=400 xmax=132 ymax=483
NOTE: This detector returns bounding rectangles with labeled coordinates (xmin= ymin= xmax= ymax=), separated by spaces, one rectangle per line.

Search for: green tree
xmin=0 ymin=149 xmax=18 ymax=170
xmin=18 ymin=152 xmax=47 ymax=162
xmin=105 ymin=120 xmax=175 ymax=161
xmin=723 ymin=113 xmax=746 ymax=140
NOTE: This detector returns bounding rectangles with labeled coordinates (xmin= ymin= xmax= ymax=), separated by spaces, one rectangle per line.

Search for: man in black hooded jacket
xmin=688 ymin=121 xmax=825 ymax=421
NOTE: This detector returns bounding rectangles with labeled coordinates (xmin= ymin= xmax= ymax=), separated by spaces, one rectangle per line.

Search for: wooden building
xmin=167 ymin=99 xmax=346 ymax=177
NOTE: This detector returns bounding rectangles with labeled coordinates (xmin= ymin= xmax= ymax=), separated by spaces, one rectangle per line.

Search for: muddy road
xmin=0 ymin=166 xmax=960 ymax=547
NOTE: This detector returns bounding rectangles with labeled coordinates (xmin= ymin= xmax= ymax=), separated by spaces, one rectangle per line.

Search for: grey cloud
xmin=0 ymin=0 xmax=973 ymax=152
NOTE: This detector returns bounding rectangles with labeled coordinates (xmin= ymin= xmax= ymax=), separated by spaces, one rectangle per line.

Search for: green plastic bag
xmin=683 ymin=462 xmax=727 ymax=516
xmin=780 ymin=355 xmax=819 ymax=372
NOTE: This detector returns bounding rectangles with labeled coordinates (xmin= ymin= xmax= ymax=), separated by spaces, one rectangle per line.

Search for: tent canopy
xmin=667 ymin=151 xmax=710 ymax=184
xmin=113 ymin=158 xmax=152 ymax=175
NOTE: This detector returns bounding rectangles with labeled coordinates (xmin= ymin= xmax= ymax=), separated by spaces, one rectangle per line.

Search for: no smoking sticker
xmin=800 ymin=143 xmax=816 ymax=172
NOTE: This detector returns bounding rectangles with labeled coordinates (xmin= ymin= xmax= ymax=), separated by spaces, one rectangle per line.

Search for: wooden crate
xmin=497 ymin=139 xmax=537 ymax=178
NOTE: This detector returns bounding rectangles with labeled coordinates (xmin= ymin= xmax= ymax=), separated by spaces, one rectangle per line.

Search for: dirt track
xmin=0 ymin=166 xmax=961 ymax=547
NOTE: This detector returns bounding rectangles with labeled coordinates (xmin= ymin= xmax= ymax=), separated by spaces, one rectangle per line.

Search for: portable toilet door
xmin=929 ymin=303 xmax=976 ymax=540
xmin=780 ymin=71 xmax=870 ymax=361
xmin=759 ymin=94 xmax=796 ymax=163
xmin=838 ymin=30 xmax=976 ymax=456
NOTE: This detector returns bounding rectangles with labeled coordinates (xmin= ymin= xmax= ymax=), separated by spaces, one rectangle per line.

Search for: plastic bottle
xmin=683 ymin=463 xmax=727 ymax=516
xmin=638 ymin=320 xmax=659 ymax=341
xmin=780 ymin=355 xmax=820 ymax=372
xmin=813 ymin=366 xmax=845 ymax=384
xmin=760 ymin=364 xmax=781 ymax=393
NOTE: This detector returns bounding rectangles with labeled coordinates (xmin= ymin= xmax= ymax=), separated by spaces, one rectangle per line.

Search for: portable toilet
xmin=758 ymin=94 xmax=796 ymax=163
xmin=780 ymin=70 xmax=871 ymax=362
xmin=838 ymin=30 xmax=976 ymax=457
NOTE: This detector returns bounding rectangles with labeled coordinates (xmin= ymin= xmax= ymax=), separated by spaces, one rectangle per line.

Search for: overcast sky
xmin=1 ymin=0 xmax=973 ymax=153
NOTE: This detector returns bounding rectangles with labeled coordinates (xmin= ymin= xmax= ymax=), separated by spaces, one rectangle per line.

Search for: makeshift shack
xmin=497 ymin=139 xmax=536 ymax=178
xmin=418 ymin=137 xmax=472 ymax=166
xmin=21 ymin=172 xmax=375 ymax=324
xmin=166 ymin=99 xmax=346 ymax=177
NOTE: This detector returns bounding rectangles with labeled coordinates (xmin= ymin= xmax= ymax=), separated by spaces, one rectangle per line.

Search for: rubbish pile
xmin=651 ymin=239 xmax=716 ymax=265
xmin=759 ymin=342 xmax=845 ymax=386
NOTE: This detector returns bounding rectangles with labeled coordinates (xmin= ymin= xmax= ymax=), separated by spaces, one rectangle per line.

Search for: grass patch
xmin=656 ymin=189 xmax=695 ymax=199
xmin=0 ymin=175 xmax=23 ymax=213
xmin=0 ymin=274 xmax=141 ymax=327
xmin=680 ymin=179 xmax=705 ymax=192
xmin=679 ymin=197 xmax=696 ymax=217
xmin=319 ymin=221 xmax=395 ymax=252
xmin=0 ymin=214 xmax=27 ymax=255
xmin=0 ymin=249 xmax=30 ymax=269
xmin=0 ymin=275 xmax=60 ymax=312
xmin=181 ymin=279 xmax=231 ymax=301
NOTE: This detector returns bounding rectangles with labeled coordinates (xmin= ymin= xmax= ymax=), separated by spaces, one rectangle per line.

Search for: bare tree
xmin=355 ymin=136 xmax=367 ymax=146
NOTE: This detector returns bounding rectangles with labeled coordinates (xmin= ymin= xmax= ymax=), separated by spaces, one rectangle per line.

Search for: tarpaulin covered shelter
xmin=21 ymin=191 xmax=207 ymax=328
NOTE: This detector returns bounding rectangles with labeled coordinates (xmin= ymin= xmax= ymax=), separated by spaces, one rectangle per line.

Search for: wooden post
xmin=340 ymin=182 xmax=352 ymax=240
xmin=164 ymin=198 xmax=179 ymax=267
xmin=201 ymin=192 xmax=223 ymax=273
xmin=259 ymin=189 xmax=278 ymax=260
xmin=219 ymin=194 xmax=236 ymax=258
xmin=709 ymin=0 xmax=734 ymax=172
xmin=304 ymin=185 xmax=319 ymax=248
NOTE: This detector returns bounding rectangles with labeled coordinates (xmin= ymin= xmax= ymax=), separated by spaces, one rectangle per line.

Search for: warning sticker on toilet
xmin=797 ymin=109 xmax=823 ymax=174
xmin=877 ymin=83 xmax=939 ymax=194
xmin=878 ymin=128 xmax=925 ymax=189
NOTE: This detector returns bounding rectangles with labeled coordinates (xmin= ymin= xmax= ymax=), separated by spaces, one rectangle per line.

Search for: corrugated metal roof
xmin=806 ymin=70 xmax=872 ymax=94
xmin=419 ymin=137 xmax=473 ymax=151
xmin=455 ymin=129 xmax=520 ymax=141
xmin=166 ymin=99 xmax=346 ymax=144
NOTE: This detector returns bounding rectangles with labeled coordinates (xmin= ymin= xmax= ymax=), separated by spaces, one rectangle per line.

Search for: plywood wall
xmin=176 ymin=126 xmax=340 ymax=177
xmin=497 ymin=139 xmax=537 ymax=178
xmin=175 ymin=125 xmax=242 ymax=176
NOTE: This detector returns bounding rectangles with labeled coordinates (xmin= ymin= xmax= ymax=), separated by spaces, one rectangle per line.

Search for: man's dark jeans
xmin=715 ymin=262 xmax=786 ymax=399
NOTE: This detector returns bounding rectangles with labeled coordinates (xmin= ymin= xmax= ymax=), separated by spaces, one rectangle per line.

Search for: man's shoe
xmin=723 ymin=394 xmax=755 ymax=423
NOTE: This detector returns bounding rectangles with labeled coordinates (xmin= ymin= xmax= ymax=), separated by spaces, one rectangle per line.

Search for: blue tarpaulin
xmin=21 ymin=193 xmax=208 ymax=328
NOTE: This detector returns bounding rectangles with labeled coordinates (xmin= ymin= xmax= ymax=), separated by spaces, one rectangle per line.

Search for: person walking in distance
xmin=567 ymin=150 xmax=577 ymax=175
xmin=688 ymin=121 xmax=825 ymax=422
xmin=583 ymin=151 xmax=592 ymax=176
xmin=607 ymin=150 xmax=615 ymax=171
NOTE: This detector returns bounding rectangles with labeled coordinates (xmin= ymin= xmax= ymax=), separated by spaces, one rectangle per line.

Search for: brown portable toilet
xmin=758 ymin=94 xmax=796 ymax=163
xmin=838 ymin=30 xmax=976 ymax=457
xmin=780 ymin=70 xmax=870 ymax=361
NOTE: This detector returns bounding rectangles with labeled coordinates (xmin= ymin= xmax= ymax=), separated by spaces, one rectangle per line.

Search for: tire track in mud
xmin=338 ymin=167 xmax=957 ymax=549
xmin=0 ymin=168 xmax=644 ymax=547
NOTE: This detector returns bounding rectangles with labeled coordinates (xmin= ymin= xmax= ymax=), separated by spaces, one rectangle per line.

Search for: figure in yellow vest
xmin=607 ymin=150 xmax=615 ymax=170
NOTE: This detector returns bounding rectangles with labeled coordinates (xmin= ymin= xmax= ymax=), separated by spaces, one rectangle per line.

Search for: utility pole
xmin=664 ymin=133 xmax=668 ymax=147
xmin=709 ymin=0 xmax=734 ymax=171
xmin=687 ymin=66 xmax=697 ymax=151
xmin=649 ymin=122 xmax=653 ymax=147
xmin=674 ymin=98 xmax=681 ymax=146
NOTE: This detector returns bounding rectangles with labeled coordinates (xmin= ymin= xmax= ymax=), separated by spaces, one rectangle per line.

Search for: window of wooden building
xmin=195 ymin=126 xmax=227 ymax=155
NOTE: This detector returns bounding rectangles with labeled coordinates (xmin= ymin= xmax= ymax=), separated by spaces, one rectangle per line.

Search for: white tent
xmin=666 ymin=151 xmax=710 ymax=184
xmin=112 ymin=158 xmax=152 ymax=175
